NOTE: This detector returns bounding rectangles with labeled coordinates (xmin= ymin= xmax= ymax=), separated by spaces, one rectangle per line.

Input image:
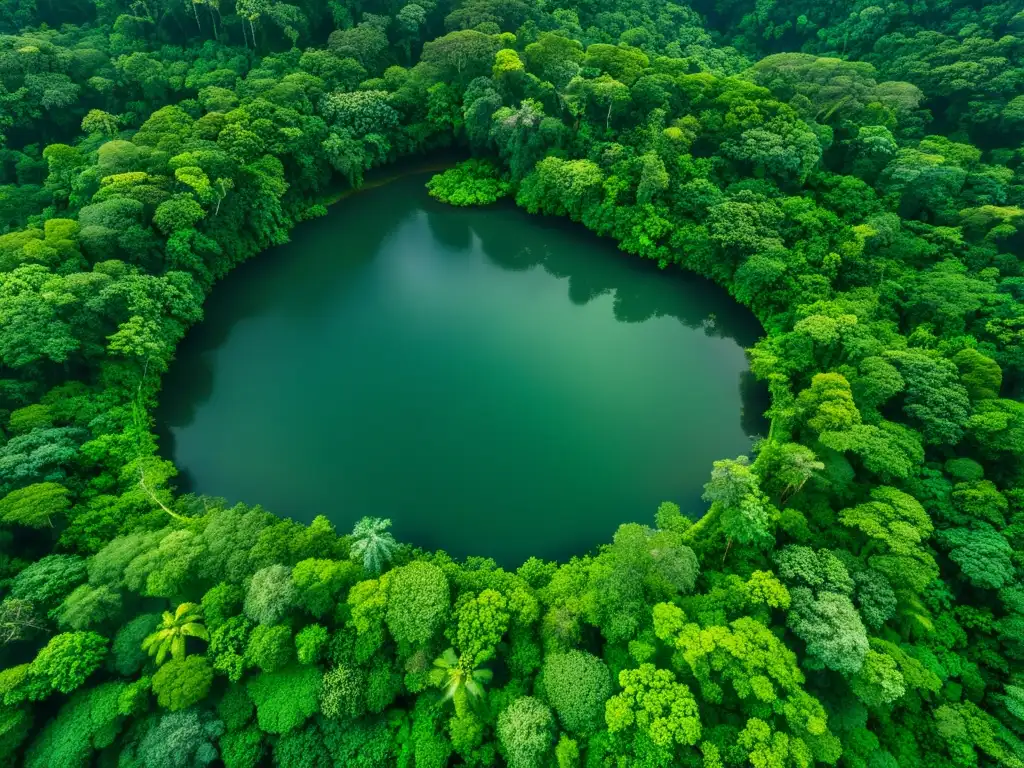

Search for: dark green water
xmin=159 ymin=174 xmax=766 ymax=565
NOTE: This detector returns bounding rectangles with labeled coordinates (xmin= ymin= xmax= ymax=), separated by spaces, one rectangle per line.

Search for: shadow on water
xmin=422 ymin=192 xmax=763 ymax=342
xmin=158 ymin=199 xmax=422 ymax=432
xmin=420 ymin=186 xmax=770 ymax=456
xmin=157 ymin=172 xmax=769 ymax=560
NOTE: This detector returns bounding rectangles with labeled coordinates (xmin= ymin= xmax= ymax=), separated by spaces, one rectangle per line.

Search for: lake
xmin=158 ymin=173 xmax=767 ymax=565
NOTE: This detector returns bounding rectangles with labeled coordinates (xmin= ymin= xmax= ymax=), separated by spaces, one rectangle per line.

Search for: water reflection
xmin=162 ymin=190 xmax=765 ymax=436
xmin=425 ymin=196 xmax=762 ymax=340
xmin=158 ymin=173 xmax=768 ymax=564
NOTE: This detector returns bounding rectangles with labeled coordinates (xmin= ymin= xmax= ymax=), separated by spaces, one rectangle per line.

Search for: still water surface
xmin=159 ymin=174 xmax=766 ymax=565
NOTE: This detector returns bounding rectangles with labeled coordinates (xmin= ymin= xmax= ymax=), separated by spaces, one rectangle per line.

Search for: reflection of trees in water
xmin=422 ymin=193 xmax=477 ymax=252
xmin=452 ymin=197 xmax=771 ymax=437
xmin=156 ymin=345 xmax=215 ymax=434
xmin=159 ymin=173 xmax=771 ymax=448
xmin=740 ymin=370 xmax=771 ymax=439
xmin=461 ymin=202 xmax=763 ymax=344
xmin=158 ymin=183 xmax=424 ymax=432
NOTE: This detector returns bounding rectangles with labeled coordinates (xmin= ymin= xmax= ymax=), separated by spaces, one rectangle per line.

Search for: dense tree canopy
xmin=0 ymin=0 xmax=1021 ymax=765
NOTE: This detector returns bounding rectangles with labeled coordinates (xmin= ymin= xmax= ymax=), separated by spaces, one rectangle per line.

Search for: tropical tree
xmin=540 ymin=650 xmax=612 ymax=735
xmin=761 ymin=442 xmax=825 ymax=504
xmin=498 ymin=697 xmax=556 ymax=768
xmin=349 ymin=517 xmax=398 ymax=575
xmin=385 ymin=561 xmax=450 ymax=647
xmin=429 ymin=647 xmax=493 ymax=710
xmin=142 ymin=602 xmax=209 ymax=665
xmin=0 ymin=482 xmax=70 ymax=528
xmin=30 ymin=631 xmax=108 ymax=694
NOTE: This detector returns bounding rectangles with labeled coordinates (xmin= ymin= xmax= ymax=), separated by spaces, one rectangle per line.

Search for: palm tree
xmin=350 ymin=517 xmax=398 ymax=575
xmin=429 ymin=648 xmax=492 ymax=712
xmin=142 ymin=603 xmax=208 ymax=665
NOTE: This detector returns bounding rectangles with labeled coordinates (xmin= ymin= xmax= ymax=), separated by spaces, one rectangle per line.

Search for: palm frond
xmin=144 ymin=602 xmax=209 ymax=665
xmin=444 ymin=678 xmax=460 ymax=700
xmin=182 ymin=623 xmax=209 ymax=641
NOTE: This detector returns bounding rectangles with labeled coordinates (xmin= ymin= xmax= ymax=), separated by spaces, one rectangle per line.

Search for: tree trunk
xmin=139 ymin=469 xmax=190 ymax=522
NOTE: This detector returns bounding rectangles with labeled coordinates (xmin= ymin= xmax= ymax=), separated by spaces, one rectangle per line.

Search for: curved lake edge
xmin=320 ymin=151 xmax=467 ymax=207
xmin=157 ymin=162 xmax=770 ymax=568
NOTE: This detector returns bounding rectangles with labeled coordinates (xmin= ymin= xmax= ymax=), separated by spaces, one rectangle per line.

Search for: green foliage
xmin=151 ymin=655 xmax=214 ymax=711
xmin=555 ymin=735 xmax=580 ymax=768
xmin=293 ymin=558 xmax=356 ymax=618
xmin=272 ymin=724 xmax=330 ymax=768
xmin=839 ymin=487 xmax=938 ymax=600
xmin=937 ymin=524 xmax=1015 ymax=590
xmin=218 ymin=685 xmax=255 ymax=732
xmin=702 ymin=456 xmax=775 ymax=550
xmin=322 ymin=90 xmax=399 ymax=137
xmin=850 ymin=649 xmax=906 ymax=708
xmin=456 ymin=588 xmax=510 ymax=666
xmin=209 ymin=616 xmax=253 ymax=683
xmin=580 ymin=522 xmax=699 ymax=644
xmin=246 ymin=624 xmax=294 ymax=673
xmin=386 ymin=561 xmax=449 ymax=647
xmin=516 ymin=156 xmax=604 ymax=220
xmin=244 ymin=565 xmax=296 ymax=626
xmin=497 ymin=696 xmax=556 ymax=768
xmin=788 ymin=588 xmax=869 ymax=674
xmin=0 ymin=2 xmax=1021 ymax=766
xmin=142 ymin=603 xmax=209 ymax=665
xmin=320 ymin=665 xmax=366 ymax=721
xmin=124 ymin=709 xmax=224 ymax=768
xmin=246 ymin=665 xmax=322 ymax=735
xmin=427 ymin=160 xmax=512 ymax=207
xmin=0 ymin=707 xmax=33 ymax=768
xmin=30 ymin=631 xmax=108 ymax=695
xmin=201 ymin=583 xmax=244 ymax=631
xmin=0 ymin=482 xmax=69 ymax=528
xmin=54 ymin=584 xmax=122 ymax=631
xmin=8 ymin=405 xmax=52 ymax=434
xmin=295 ymin=624 xmax=329 ymax=665
xmin=23 ymin=683 xmax=126 ymax=768
xmin=220 ymin=726 xmax=264 ymax=768
xmin=110 ymin=614 xmax=161 ymax=676
xmin=540 ymin=650 xmax=612 ymax=736
xmin=10 ymin=554 xmax=87 ymax=615
xmin=429 ymin=647 xmax=493 ymax=708
xmin=953 ymin=348 xmax=1003 ymax=400
xmin=605 ymin=663 xmax=701 ymax=760
xmin=349 ymin=517 xmax=398 ymax=576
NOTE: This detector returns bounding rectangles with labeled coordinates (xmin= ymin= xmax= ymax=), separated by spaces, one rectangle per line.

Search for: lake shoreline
xmin=159 ymin=175 xmax=765 ymax=567
xmin=319 ymin=150 xmax=467 ymax=208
